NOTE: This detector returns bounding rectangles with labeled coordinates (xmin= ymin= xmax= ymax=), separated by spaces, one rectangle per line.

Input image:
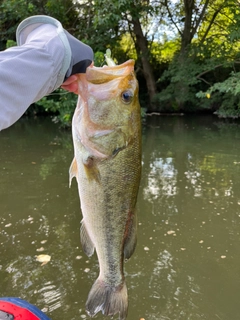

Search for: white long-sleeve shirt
xmin=0 ymin=17 xmax=71 ymax=131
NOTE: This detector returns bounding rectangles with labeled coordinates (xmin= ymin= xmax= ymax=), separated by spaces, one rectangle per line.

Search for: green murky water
xmin=1 ymin=115 xmax=240 ymax=320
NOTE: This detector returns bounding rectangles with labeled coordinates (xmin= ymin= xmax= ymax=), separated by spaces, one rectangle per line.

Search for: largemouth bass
xmin=69 ymin=59 xmax=141 ymax=319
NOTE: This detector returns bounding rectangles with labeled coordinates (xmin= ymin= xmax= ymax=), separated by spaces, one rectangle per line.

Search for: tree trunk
xmin=132 ymin=18 xmax=157 ymax=107
xmin=180 ymin=0 xmax=195 ymax=54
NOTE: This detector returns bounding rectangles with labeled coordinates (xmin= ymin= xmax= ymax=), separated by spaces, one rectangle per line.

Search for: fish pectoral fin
xmin=123 ymin=211 xmax=137 ymax=260
xmin=69 ymin=157 xmax=78 ymax=187
xmin=83 ymin=156 xmax=101 ymax=183
xmin=80 ymin=221 xmax=95 ymax=257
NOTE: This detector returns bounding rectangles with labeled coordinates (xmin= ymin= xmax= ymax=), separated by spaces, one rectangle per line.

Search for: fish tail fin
xmin=86 ymin=278 xmax=128 ymax=320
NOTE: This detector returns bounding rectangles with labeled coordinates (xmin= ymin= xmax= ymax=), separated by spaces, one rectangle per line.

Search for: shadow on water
xmin=1 ymin=116 xmax=240 ymax=319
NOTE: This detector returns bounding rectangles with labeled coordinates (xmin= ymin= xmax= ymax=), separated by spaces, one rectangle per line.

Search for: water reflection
xmin=37 ymin=281 xmax=62 ymax=313
xmin=136 ymin=116 xmax=240 ymax=320
xmin=1 ymin=116 xmax=240 ymax=319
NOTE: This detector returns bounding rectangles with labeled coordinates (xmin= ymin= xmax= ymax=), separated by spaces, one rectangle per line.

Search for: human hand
xmin=61 ymin=75 xmax=79 ymax=94
xmin=61 ymin=63 xmax=94 ymax=94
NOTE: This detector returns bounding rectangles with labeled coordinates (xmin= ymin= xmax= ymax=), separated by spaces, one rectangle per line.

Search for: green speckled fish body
xmin=70 ymin=60 xmax=141 ymax=320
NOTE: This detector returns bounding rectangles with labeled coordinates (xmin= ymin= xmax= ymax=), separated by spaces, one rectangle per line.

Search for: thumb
xmin=61 ymin=75 xmax=79 ymax=94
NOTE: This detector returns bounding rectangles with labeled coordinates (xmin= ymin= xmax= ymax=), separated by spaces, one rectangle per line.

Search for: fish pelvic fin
xmin=80 ymin=221 xmax=95 ymax=257
xmin=123 ymin=211 xmax=137 ymax=260
xmin=69 ymin=158 xmax=78 ymax=187
xmin=86 ymin=278 xmax=128 ymax=320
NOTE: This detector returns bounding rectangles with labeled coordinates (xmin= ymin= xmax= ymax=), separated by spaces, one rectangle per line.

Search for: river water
xmin=1 ymin=115 xmax=240 ymax=320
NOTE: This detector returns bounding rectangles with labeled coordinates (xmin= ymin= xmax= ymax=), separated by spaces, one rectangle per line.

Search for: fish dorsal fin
xmin=123 ymin=211 xmax=137 ymax=260
xmin=69 ymin=158 xmax=78 ymax=187
xmin=80 ymin=221 xmax=95 ymax=257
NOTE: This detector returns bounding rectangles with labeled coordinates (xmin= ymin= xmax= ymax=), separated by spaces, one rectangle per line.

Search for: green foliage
xmin=2 ymin=0 xmax=240 ymax=120
xmin=197 ymin=72 xmax=240 ymax=118
xmin=94 ymin=51 xmax=105 ymax=67
xmin=198 ymin=72 xmax=240 ymax=97
xmin=6 ymin=39 xmax=16 ymax=48
xmin=153 ymin=39 xmax=179 ymax=64
xmin=34 ymin=89 xmax=77 ymax=128
xmin=151 ymin=0 xmax=240 ymax=116
xmin=118 ymin=34 xmax=137 ymax=61
xmin=192 ymin=2 xmax=240 ymax=117
xmin=153 ymin=51 xmax=203 ymax=112
xmin=0 ymin=0 xmax=80 ymax=50
xmin=153 ymin=2 xmax=240 ymax=115
xmin=0 ymin=0 xmax=38 ymax=49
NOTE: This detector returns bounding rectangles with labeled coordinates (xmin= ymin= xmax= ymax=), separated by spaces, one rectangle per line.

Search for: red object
xmin=0 ymin=298 xmax=51 ymax=320
xmin=0 ymin=301 xmax=40 ymax=319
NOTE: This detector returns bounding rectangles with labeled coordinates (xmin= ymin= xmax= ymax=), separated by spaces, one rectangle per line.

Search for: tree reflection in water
xmin=1 ymin=116 xmax=240 ymax=319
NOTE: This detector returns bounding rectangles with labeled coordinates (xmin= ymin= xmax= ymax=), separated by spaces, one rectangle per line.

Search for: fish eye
xmin=121 ymin=90 xmax=133 ymax=104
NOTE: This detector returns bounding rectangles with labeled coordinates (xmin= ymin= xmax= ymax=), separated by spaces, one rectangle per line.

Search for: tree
xmin=2 ymin=0 xmax=240 ymax=120
xmin=154 ymin=0 xmax=240 ymax=112
xmin=0 ymin=0 xmax=81 ymax=50
xmin=88 ymin=0 xmax=158 ymax=106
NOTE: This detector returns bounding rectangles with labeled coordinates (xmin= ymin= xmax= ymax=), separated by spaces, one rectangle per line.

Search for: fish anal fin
xmin=69 ymin=157 xmax=78 ymax=187
xmin=123 ymin=211 xmax=137 ymax=260
xmin=83 ymin=156 xmax=101 ymax=183
xmin=86 ymin=278 xmax=128 ymax=320
xmin=80 ymin=221 xmax=95 ymax=257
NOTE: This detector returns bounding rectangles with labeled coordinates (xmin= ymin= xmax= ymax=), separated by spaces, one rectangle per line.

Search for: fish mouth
xmin=86 ymin=60 xmax=135 ymax=84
